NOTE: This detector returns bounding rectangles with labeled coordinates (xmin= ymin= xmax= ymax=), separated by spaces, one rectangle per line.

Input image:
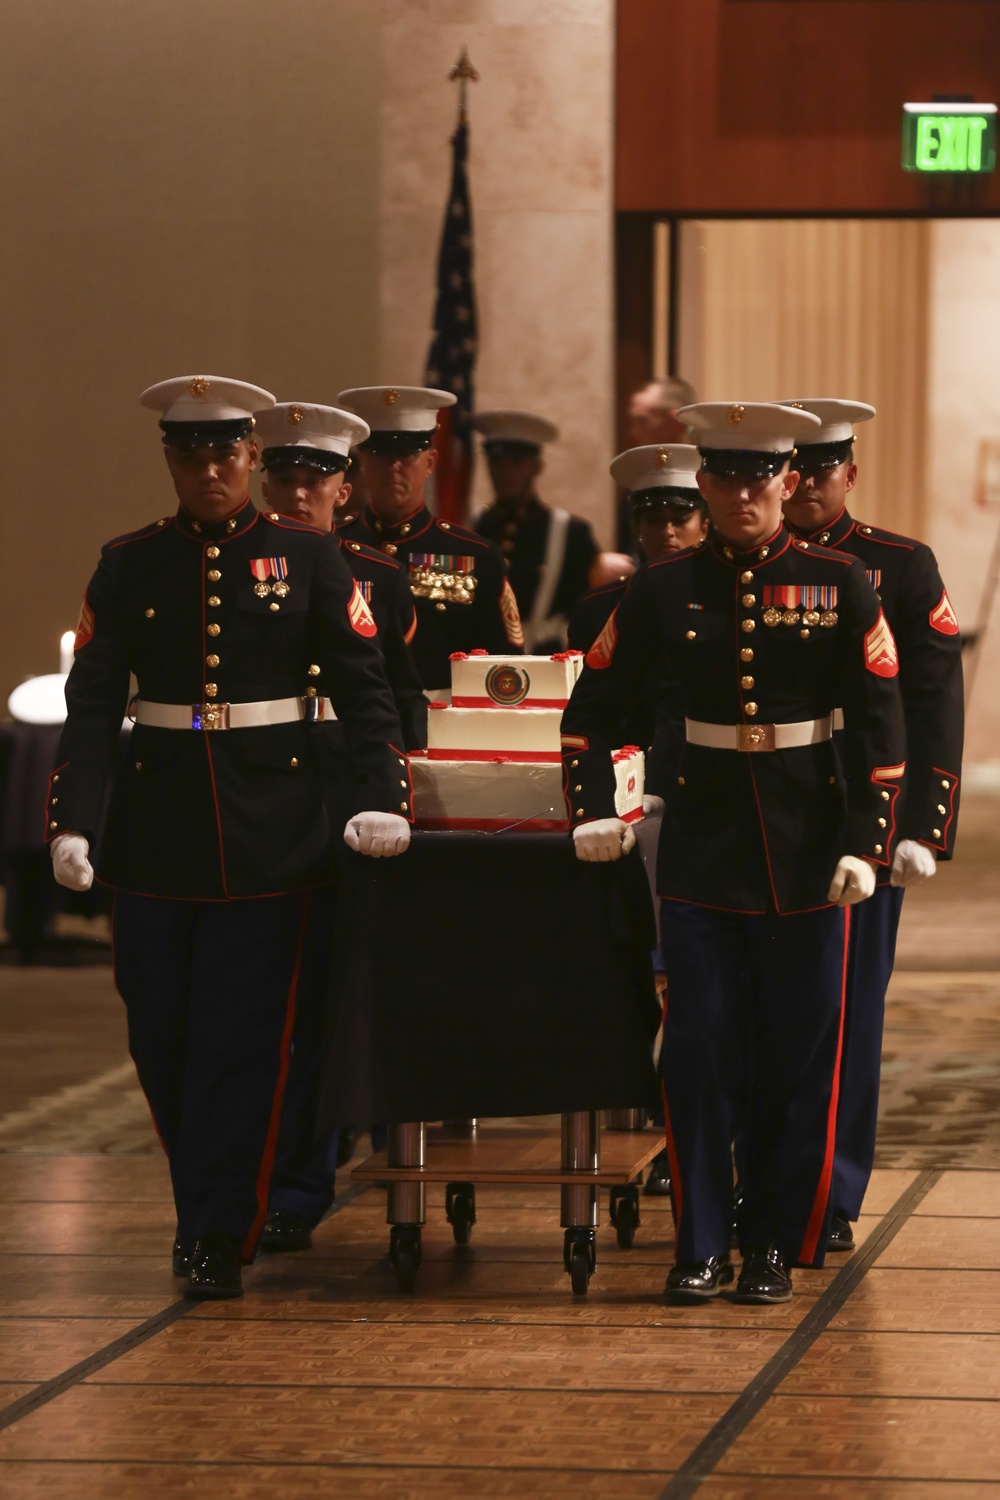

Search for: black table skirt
xmin=318 ymin=830 xmax=661 ymax=1126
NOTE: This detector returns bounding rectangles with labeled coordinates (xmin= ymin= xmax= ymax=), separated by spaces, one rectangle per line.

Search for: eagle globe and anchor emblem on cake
xmin=484 ymin=662 xmax=531 ymax=706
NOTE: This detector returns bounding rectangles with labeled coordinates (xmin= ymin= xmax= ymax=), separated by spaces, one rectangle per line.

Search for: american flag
xmin=425 ymin=114 xmax=477 ymax=525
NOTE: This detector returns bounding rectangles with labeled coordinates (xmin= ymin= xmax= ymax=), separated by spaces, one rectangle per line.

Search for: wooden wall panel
xmin=617 ymin=0 xmax=1000 ymax=215
xmin=675 ymin=218 xmax=930 ymax=533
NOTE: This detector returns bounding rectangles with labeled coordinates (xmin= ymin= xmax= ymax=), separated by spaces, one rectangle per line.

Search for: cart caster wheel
xmin=610 ymin=1185 xmax=640 ymax=1250
xmin=569 ymin=1243 xmax=591 ymax=1295
xmin=445 ymin=1182 xmax=476 ymax=1246
xmin=389 ymin=1226 xmax=422 ymax=1292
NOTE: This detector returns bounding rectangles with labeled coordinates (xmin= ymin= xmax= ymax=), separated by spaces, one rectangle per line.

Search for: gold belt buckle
xmin=737 ymin=722 xmax=775 ymax=752
xmin=192 ymin=702 xmax=230 ymax=730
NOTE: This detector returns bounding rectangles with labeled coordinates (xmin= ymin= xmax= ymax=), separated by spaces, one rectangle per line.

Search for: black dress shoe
xmin=665 ymin=1255 xmax=735 ymax=1301
xmin=643 ymin=1154 xmax=672 ymax=1197
xmin=171 ymin=1238 xmax=191 ymax=1277
xmin=734 ymin=1244 xmax=792 ymax=1303
xmin=827 ymin=1211 xmax=855 ymax=1251
xmin=185 ymin=1232 xmax=243 ymax=1299
xmin=259 ymin=1209 xmax=313 ymax=1254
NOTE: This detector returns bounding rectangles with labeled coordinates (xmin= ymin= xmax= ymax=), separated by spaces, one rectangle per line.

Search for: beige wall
xmin=926 ymin=221 xmax=1000 ymax=772
xmin=0 ymin=0 xmax=383 ymax=700
xmin=378 ymin=0 xmax=615 ymax=539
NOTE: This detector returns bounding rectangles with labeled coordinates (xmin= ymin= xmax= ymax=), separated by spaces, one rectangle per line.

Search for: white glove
xmin=573 ymin=818 xmax=637 ymax=863
xmin=51 ymin=833 xmax=94 ymax=892
xmin=343 ymin=811 xmax=411 ymax=858
xmin=891 ymin=839 xmax=937 ymax=888
xmin=828 ymin=855 xmax=876 ymax=906
xmin=642 ymin=794 xmax=665 ymax=817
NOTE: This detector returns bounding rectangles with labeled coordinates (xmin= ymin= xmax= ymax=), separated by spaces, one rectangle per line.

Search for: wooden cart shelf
xmin=352 ymin=1124 xmax=666 ymax=1187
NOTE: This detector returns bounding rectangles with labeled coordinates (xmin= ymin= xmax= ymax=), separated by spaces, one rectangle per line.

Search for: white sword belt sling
xmin=522 ymin=506 xmax=571 ymax=653
xmin=130 ymin=696 xmax=336 ymax=730
xmin=685 ymin=715 xmax=834 ymax=753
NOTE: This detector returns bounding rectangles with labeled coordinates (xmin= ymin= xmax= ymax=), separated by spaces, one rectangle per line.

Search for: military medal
xmin=251 ymin=557 xmax=289 ymax=598
xmin=781 ymin=609 xmax=800 ymax=626
xmin=763 ymin=608 xmax=781 ymax=626
xmin=764 ymin=584 xmax=837 ymax=631
xmin=408 ymin=552 xmax=477 ymax=604
xmin=820 ymin=610 xmax=838 ymax=627
xmin=803 ymin=610 xmax=820 ymax=627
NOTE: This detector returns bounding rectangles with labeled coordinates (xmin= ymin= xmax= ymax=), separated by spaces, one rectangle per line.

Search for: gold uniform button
xmin=207 ymin=623 xmax=220 ymax=637
xmin=740 ymin=570 xmax=753 ymax=584
xmin=800 ymin=628 xmax=810 ymax=638
xmin=400 ymin=801 xmax=409 ymax=812
xmin=878 ymin=817 xmax=887 ymax=828
xmin=741 ymin=675 xmax=754 ymax=689
xmin=384 ymin=543 xmax=398 ymax=557
xmin=685 ymin=629 xmax=697 ymax=640
xmin=677 ymin=776 xmax=685 ymax=786
xmin=399 ymin=758 xmax=406 ymax=766
xmin=206 ymin=654 xmax=220 ymax=668
xmin=206 ymin=546 xmax=220 ymax=559
xmin=881 ymin=790 xmax=890 ymax=801
xmin=829 ymin=776 xmax=836 ymax=785
xmin=227 ymin=518 xmax=237 ymax=532
xmin=51 ymin=797 xmax=58 ymax=805
xmin=435 ymin=602 xmax=446 ymax=611
xmin=308 ymin=664 xmax=321 ymax=676
xmin=742 ymin=593 xmax=756 ymax=607
xmin=208 ymin=596 xmax=221 ymax=608
xmin=270 ymin=602 xmax=280 ymax=612
xmin=933 ymin=828 xmax=942 ymax=839
xmin=741 ymin=648 xmax=753 ymax=662
xmin=400 ymin=524 xmax=412 ymax=536
xmin=268 ymin=512 xmax=281 ymax=521
xmin=819 ymin=531 xmax=830 ymax=545
xmin=874 ymin=844 xmax=883 ymax=855
xmin=742 ymin=619 xmax=755 ymax=634
xmin=745 ymin=702 xmax=758 ymax=716
xmin=306 ymin=687 xmax=317 ymax=697
xmin=574 ymin=783 xmax=582 ymax=792
xmin=145 ymin=608 xmax=155 ymax=618
xmin=290 ymin=757 xmax=299 ymax=768
xmin=937 ymin=803 xmax=946 ymax=814
xmin=351 ymin=542 xmax=361 ymax=552
xmin=570 ymin=759 xmax=579 ymax=768
xmin=575 ymin=807 xmax=584 ymax=817
xmin=134 ymin=762 xmax=141 ymax=771
xmin=156 ymin=518 xmax=166 ymax=527
xmin=49 ymin=820 xmax=58 ymax=830
xmin=205 ymin=683 xmax=217 ymax=697
xmin=861 ymin=526 xmax=872 ymax=534
xmin=941 ymin=779 xmax=950 ymax=788
xmin=52 ymin=774 xmax=59 ymax=783
xmin=723 ymin=546 xmax=734 ymax=560
xmin=439 ymin=522 xmax=451 ymax=531
xmin=207 ymin=569 xmax=221 ymax=582
xmin=400 ymin=779 xmax=408 ymax=788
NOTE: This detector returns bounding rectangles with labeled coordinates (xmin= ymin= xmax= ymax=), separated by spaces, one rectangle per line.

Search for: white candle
xmin=60 ymin=631 xmax=76 ymax=675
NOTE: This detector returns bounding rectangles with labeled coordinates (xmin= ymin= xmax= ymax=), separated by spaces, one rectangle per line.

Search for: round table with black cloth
xmin=0 ymin=721 xmax=123 ymax=961
xmin=318 ymin=830 xmax=661 ymax=1128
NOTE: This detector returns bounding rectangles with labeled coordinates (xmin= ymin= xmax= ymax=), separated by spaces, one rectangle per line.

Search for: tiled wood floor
xmin=1 ymin=794 xmax=999 ymax=1496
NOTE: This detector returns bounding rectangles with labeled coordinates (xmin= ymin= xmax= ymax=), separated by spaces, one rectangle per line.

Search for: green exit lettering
xmin=903 ymin=106 xmax=997 ymax=174
xmin=916 ymin=115 xmax=988 ymax=171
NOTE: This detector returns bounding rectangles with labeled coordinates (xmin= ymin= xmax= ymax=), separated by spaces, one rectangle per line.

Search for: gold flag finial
xmin=449 ymin=46 xmax=479 ymax=119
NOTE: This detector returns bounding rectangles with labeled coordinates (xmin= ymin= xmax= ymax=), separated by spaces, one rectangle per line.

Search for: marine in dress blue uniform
xmin=471 ymin=411 xmax=599 ymax=653
xmin=48 ymin=376 xmax=413 ymax=1298
xmin=252 ymin=402 xmax=428 ymax=1250
xmin=562 ymin=403 xmax=907 ymax=1304
xmin=336 ymin=386 xmax=524 ymax=690
xmin=781 ymin=398 xmax=964 ymax=1248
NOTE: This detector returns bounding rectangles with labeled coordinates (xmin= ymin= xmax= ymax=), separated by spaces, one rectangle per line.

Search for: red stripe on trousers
xmin=799 ymin=906 xmax=851 ymax=1265
xmin=241 ymin=893 xmax=311 ymax=1262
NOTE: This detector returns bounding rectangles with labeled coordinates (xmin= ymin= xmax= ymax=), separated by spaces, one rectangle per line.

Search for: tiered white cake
xmin=410 ymin=651 xmax=644 ymax=831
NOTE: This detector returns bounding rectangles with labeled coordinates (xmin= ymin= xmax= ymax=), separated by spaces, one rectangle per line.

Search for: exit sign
xmin=902 ymin=103 xmax=997 ymax=173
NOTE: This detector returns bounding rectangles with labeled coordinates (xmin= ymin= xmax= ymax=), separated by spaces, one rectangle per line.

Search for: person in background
xmin=617 ymin=377 xmax=697 ymax=552
xmin=48 ymin=375 xmax=412 ymax=1299
xmin=471 ymin=411 xmax=599 ymax=653
xmin=562 ymin=401 xmax=906 ymax=1306
xmin=781 ymin=397 xmax=964 ymax=1251
xmin=569 ymin=443 xmax=708 ymax=1199
xmin=337 ymin=386 xmax=523 ymax=692
xmin=251 ymin=400 xmax=427 ymax=1253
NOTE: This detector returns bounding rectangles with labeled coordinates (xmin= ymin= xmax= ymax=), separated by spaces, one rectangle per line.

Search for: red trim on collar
xmin=176 ymin=495 xmax=259 ymax=544
xmin=363 ymin=503 xmax=435 ymax=545
xmin=708 ymin=524 xmax=790 ymax=570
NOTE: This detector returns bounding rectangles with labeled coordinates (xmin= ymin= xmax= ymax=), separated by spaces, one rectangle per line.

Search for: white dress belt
xmin=685 ymin=715 xmax=834 ymax=752
xmin=131 ymin=696 xmax=336 ymax=730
